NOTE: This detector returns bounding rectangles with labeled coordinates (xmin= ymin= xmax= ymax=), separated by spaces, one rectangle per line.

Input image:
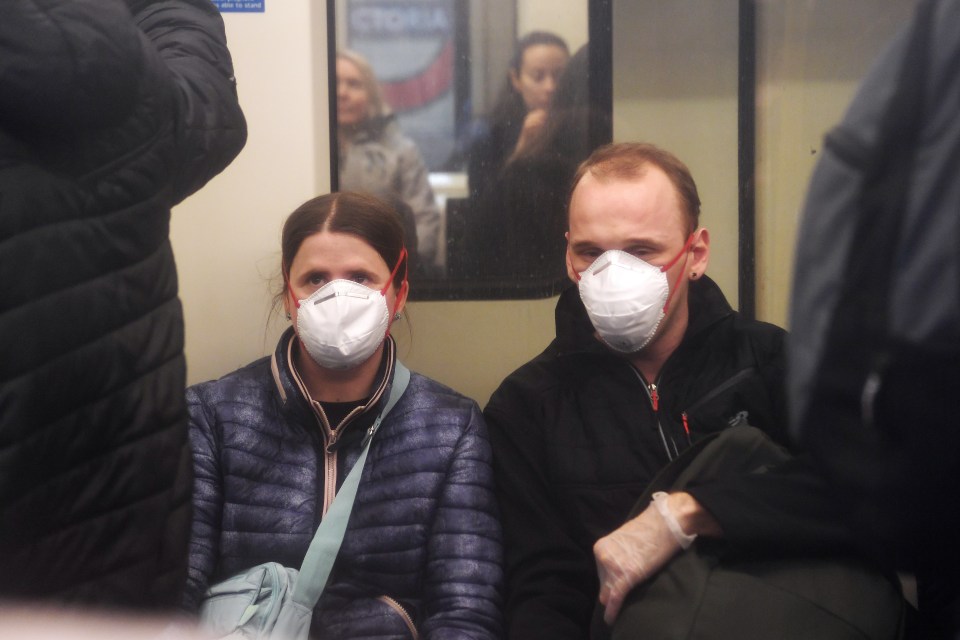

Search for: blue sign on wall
xmin=212 ymin=0 xmax=264 ymax=12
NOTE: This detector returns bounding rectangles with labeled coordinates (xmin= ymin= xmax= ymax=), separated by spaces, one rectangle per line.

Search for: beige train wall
xmin=170 ymin=1 xmax=910 ymax=408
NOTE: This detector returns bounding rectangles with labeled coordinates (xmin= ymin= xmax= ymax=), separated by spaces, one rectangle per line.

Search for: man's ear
xmin=564 ymin=232 xmax=579 ymax=284
xmin=689 ymin=228 xmax=710 ymax=279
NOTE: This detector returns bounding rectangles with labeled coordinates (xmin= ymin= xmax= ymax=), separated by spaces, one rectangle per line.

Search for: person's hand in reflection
xmin=466 ymin=31 xmax=569 ymax=202
xmin=511 ymin=107 xmax=549 ymax=159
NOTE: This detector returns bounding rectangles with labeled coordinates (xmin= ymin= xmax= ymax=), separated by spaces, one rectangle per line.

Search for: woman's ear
xmin=509 ymin=68 xmax=523 ymax=95
xmin=394 ymin=279 xmax=410 ymax=316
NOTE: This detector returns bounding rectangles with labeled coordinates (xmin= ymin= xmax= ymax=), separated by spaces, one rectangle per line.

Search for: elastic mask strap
xmin=380 ymin=247 xmax=408 ymax=296
xmin=382 ymin=247 xmax=408 ymax=333
xmin=287 ymin=280 xmax=302 ymax=309
xmin=661 ymin=232 xmax=696 ymax=313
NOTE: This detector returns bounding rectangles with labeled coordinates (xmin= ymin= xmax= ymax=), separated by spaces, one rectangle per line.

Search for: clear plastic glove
xmin=594 ymin=492 xmax=697 ymax=625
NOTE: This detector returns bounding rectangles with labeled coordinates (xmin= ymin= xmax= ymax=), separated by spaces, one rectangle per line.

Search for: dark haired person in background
xmin=464 ymin=44 xmax=605 ymax=283
xmin=467 ymin=31 xmax=569 ymax=202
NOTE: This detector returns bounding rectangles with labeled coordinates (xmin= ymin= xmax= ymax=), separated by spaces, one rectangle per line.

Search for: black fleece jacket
xmin=485 ymin=277 xmax=854 ymax=640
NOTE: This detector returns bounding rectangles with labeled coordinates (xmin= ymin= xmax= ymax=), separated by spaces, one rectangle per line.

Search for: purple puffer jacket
xmin=183 ymin=330 xmax=503 ymax=639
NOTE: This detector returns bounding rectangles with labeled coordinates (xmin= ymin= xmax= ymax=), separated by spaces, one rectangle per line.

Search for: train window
xmin=326 ymin=0 xmax=612 ymax=300
xmin=326 ymin=1 xmax=910 ymax=306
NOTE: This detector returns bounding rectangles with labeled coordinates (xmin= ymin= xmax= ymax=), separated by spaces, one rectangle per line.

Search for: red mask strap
xmin=381 ymin=247 xmax=408 ymax=296
xmin=382 ymin=248 xmax=408 ymax=336
xmin=661 ymin=232 xmax=696 ymax=313
xmin=285 ymin=273 xmax=301 ymax=310
xmin=660 ymin=232 xmax=696 ymax=273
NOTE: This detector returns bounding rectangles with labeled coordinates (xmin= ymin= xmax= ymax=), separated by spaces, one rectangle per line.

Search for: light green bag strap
xmin=291 ymin=361 xmax=411 ymax=607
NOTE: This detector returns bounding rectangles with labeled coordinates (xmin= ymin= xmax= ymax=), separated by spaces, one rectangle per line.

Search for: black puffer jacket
xmin=184 ymin=331 xmax=503 ymax=639
xmin=0 ymin=0 xmax=246 ymax=609
xmin=486 ymin=278 xmax=852 ymax=639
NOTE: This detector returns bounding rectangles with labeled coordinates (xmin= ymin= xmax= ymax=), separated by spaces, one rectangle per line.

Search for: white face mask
xmin=576 ymin=236 xmax=693 ymax=353
xmin=291 ymin=248 xmax=406 ymax=371
xmin=295 ymin=279 xmax=391 ymax=370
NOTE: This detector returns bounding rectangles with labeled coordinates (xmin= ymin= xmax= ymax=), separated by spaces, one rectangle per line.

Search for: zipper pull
xmin=649 ymin=384 xmax=659 ymax=412
xmin=325 ymin=428 xmax=340 ymax=454
xmin=682 ymin=412 xmax=691 ymax=441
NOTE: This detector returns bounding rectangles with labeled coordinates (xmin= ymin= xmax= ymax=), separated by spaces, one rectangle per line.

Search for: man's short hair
xmin=569 ymin=142 xmax=702 ymax=235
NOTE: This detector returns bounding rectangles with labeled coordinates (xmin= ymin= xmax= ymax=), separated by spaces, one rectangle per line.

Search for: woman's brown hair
xmin=274 ymin=191 xmax=408 ymax=311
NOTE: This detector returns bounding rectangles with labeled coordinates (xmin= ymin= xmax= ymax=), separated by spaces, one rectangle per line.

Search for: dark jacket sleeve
xmin=181 ymin=383 xmax=224 ymax=611
xmin=485 ymin=376 xmax=598 ymax=640
xmin=129 ymin=0 xmax=247 ymax=203
xmin=0 ymin=0 xmax=145 ymax=133
xmin=422 ymin=403 xmax=503 ymax=640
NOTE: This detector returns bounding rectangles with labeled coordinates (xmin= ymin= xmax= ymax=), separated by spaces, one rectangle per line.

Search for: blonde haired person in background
xmin=336 ymin=50 xmax=441 ymax=275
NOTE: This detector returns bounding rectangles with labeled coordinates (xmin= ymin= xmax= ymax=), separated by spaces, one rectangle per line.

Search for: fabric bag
xmin=198 ymin=363 xmax=411 ymax=640
xmin=590 ymin=427 xmax=908 ymax=640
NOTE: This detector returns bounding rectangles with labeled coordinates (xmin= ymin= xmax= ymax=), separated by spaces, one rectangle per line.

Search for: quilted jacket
xmin=0 ymin=0 xmax=246 ymax=608
xmin=183 ymin=330 xmax=503 ymax=639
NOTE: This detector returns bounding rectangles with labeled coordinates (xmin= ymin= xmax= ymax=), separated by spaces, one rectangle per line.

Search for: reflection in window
xmin=336 ymin=49 xmax=442 ymax=278
xmin=455 ymin=44 xmax=605 ymax=286
xmin=331 ymin=0 xmax=604 ymax=299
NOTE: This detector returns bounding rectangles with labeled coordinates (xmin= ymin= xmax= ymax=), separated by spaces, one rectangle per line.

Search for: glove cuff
xmin=651 ymin=492 xmax=698 ymax=549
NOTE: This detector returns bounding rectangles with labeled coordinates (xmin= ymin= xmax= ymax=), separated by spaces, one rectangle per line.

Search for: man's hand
xmin=594 ymin=492 xmax=719 ymax=625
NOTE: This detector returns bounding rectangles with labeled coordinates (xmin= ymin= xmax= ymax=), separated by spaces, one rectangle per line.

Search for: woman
xmin=182 ymin=192 xmax=502 ymax=639
xmin=466 ymin=31 xmax=569 ymax=201
xmin=337 ymin=50 xmax=441 ymax=274
xmin=462 ymin=45 xmax=604 ymax=284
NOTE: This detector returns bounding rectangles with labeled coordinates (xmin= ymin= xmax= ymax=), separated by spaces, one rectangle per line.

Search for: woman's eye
xmin=350 ymin=274 xmax=369 ymax=285
xmin=308 ymin=274 xmax=326 ymax=286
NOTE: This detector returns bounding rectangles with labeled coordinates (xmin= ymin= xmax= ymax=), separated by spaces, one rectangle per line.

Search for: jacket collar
xmin=343 ymin=113 xmax=397 ymax=144
xmin=270 ymin=327 xmax=397 ymax=440
xmin=554 ymin=275 xmax=734 ymax=357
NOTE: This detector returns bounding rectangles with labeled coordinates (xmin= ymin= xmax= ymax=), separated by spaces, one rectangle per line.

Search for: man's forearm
xmin=666 ymin=491 xmax=724 ymax=538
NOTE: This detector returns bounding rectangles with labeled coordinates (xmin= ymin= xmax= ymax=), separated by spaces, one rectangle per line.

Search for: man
xmin=485 ymin=143 xmax=850 ymax=638
xmin=0 ymin=0 xmax=246 ymax=610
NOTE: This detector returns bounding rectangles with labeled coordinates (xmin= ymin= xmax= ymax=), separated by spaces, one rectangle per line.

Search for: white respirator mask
xmin=290 ymin=248 xmax=406 ymax=370
xmin=576 ymin=235 xmax=694 ymax=353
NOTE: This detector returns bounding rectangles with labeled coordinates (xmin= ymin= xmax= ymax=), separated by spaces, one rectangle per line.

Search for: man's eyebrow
xmin=622 ymin=239 xmax=662 ymax=251
xmin=569 ymin=240 xmax=600 ymax=251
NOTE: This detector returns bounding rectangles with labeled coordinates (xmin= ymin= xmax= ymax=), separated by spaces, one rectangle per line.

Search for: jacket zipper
xmin=378 ymin=595 xmax=419 ymax=639
xmin=632 ymin=369 xmax=679 ymax=461
xmin=311 ymin=405 xmax=339 ymax=516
